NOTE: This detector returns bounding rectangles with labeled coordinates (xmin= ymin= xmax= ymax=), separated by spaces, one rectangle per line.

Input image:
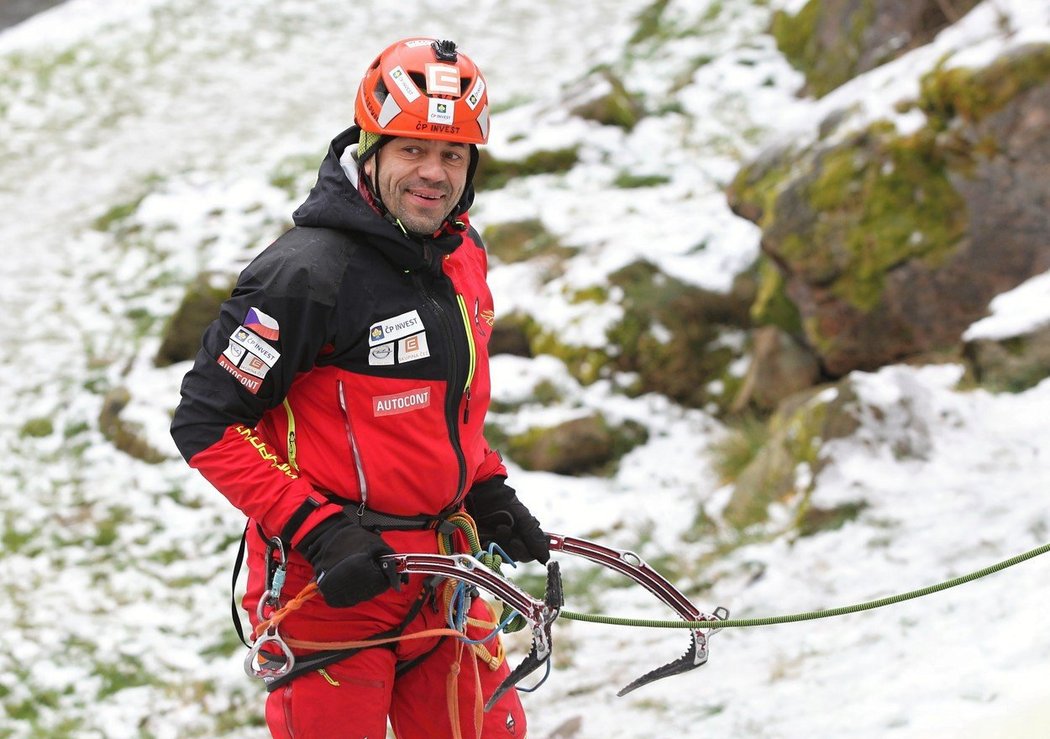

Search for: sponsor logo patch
xmin=369 ymin=309 xmax=423 ymax=347
xmin=465 ymin=76 xmax=486 ymax=110
xmin=398 ymin=332 xmax=430 ymax=363
xmin=218 ymin=354 xmax=263 ymax=394
xmin=231 ymin=327 xmax=280 ymax=367
xmin=389 ymin=65 xmax=421 ymax=102
xmin=368 ymin=343 xmax=395 ymax=366
xmin=427 ymin=98 xmax=455 ymax=125
xmin=239 ymin=353 xmax=271 ymax=379
xmin=373 ymin=387 xmax=431 ymax=417
xmin=425 ymin=63 xmax=461 ymax=96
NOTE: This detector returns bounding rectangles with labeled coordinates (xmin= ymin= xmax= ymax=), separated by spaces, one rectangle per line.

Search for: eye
xmin=443 ymin=147 xmax=468 ymax=164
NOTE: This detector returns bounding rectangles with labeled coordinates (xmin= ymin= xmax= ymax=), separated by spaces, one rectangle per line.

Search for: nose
xmin=416 ymin=149 xmax=447 ymax=181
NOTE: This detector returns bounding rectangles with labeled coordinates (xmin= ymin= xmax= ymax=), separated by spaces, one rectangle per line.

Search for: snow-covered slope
xmin=1 ymin=1 xmax=1048 ymax=737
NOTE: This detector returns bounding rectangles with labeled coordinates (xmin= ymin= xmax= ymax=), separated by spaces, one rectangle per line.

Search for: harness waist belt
xmin=356 ymin=507 xmax=458 ymax=535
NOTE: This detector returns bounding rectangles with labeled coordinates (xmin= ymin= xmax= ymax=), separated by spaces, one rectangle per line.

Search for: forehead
xmin=387 ymin=136 xmax=467 ymax=151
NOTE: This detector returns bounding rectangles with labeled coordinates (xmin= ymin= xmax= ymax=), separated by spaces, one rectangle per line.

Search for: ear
xmin=362 ymin=156 xmax=375 ymax=179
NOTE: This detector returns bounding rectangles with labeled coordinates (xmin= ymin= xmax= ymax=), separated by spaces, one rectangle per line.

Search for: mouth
xmin=405 ymin=187 xmax=447 ymax=207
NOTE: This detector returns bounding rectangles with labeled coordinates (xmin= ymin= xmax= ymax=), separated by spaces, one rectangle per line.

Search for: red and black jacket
xmin=170 ymin=127 xmax=506 ymax=546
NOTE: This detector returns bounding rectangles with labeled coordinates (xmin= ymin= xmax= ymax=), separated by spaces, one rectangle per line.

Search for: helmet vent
xmin=432 ymin=39 xmax=458 ymax=62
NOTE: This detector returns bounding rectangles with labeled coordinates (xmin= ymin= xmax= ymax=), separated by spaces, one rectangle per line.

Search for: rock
xmin=964 ymin=324 xmax=1050 ymax=392
xmin=728 ymin=44 xmax=1050 ymax=376
xmin=731 ymin=326 xmax=822 ymax=413
xmin=506 ymin=413 xmax=649 ymax=476
xmin=721 ymin=380 xmax=860 ymax=529
xmin=772 ymin=0 xmax=982 ymax=97
xmin=154 ymin=273 xmax=233 ymax=367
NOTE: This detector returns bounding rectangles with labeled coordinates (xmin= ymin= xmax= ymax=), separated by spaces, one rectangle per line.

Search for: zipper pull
xmin=463 ymin=385 xmax=471 ymax=424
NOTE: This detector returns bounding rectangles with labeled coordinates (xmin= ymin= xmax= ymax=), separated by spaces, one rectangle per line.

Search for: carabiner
xmin=243 ymin=627 xmax=295 ymax=681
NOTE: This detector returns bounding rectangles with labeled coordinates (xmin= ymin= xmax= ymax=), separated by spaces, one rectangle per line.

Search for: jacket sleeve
xmin=170 ymin=234 xmax=344 ymax=542
xmin=471 ymin=445 xmax=509 ymax=490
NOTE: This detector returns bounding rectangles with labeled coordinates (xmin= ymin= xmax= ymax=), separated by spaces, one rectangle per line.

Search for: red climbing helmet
xmin=355 ymin=37 xmax=490 ymax=145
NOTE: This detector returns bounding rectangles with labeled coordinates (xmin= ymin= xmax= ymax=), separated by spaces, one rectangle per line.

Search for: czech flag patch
xmin=244 ymin=307 xmax=280 ymax=341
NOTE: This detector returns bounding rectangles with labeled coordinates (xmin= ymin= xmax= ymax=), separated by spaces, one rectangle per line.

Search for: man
xmin=171 ymin=37 xmax=549 ymax=738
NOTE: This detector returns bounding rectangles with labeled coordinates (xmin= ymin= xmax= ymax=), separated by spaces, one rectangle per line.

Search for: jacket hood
xmin=292 ymin=126 xmax=472 ymax=272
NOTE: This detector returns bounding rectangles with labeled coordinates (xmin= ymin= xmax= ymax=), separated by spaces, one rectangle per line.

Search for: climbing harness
xmin=242 ymin=519 xmax=728 ymax=707
xmin=241 ymin=517 xmax=1050 ymax=711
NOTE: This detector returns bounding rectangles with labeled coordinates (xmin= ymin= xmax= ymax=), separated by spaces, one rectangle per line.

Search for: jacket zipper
xmin=455 ymin=294 xmax=477 ymax=424
xmin=337 ymin=379 xmax=369 ymax=511
xmin=413 ymin=272 xmax=468 ymax=500
xmin=282 ymin=399 xmax=299 ymax=472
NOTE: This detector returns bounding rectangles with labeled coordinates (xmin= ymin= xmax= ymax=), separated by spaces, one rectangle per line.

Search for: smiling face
xmin=364 ymin=136 xmax=470 ymax=235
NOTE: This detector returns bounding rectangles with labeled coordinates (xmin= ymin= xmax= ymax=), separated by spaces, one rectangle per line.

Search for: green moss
xmin=612 ymin=172 xmax=672 ymax=188
xmin=269 ymin=152 xmax=323 ymax=197
xmin=918 ymin=43 xmax=1050 ymax=130
xmin=474 ymin=146 xmax=580 ymax=190
xmin=92 ymin=195 xmax=147 ymax=231
xmin=630 ymin=0 xmax=673 ymax=44
xmin=155 ymin=274 xmax=233 ymax=366
xmin=796 ymin=500 xmax=868 ymax=537
xmin=20 ymin=417 xmax=54 ymax=438
xmin=771 ymin=0 xmax=875 ymax=97
xmin=571 ymin=69 xmax=646 ymax=131
xmin=604 ymin=260 xmax=751 ymax=409
xmin=797 ymin=124 xmax=968 ymax=311
xmin=94 ymin=506 xmax=132 ymax=547
xmin=568 ymin=285 xmax=609 ymax=304
xmin=750 ymin=256 xmax=803 ymax=335
xmin=481 ymin=219 xmax=573 ymax=264
xmin=98 ymin=387 xmax=168 ymax=464
xmin=2 ymin=516 xmax=35 ymax=553
xmin=506 ymin=414 xmax=648 ymax=476
xmin=94 ymin=655 xmax=157 ymax=699
xmin=727 ymin=145 xmax=798 ymax=229
xmin=529 ymin=329 xmax=612 ymax=386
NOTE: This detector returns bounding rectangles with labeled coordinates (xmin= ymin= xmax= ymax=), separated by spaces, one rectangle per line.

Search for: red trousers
xmin=245 ymin=526 xmax=528 ymax=739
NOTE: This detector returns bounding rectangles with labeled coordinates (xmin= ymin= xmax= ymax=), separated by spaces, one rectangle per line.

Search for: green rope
xmin=559 ymin=540 xmax=1050 ymax=630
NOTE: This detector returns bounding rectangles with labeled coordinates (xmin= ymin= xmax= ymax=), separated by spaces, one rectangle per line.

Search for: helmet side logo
xmin=389 ymin=66 xmax=421 ymax=102
xmin=465 ymin=77 xmax=486 ymax=110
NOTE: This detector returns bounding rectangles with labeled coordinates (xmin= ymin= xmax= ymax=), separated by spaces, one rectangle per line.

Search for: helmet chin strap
xmin=360 ymin=140 xmax=478 ymax=239
xmin=367 ymin=155 xmax=470 ymax=241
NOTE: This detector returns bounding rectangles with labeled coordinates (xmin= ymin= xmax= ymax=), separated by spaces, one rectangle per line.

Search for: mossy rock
xmin=98 ymin=387 xmax=167 ymax=464
xmin=604 ymin=260 xmax=753 ymax=409
xmin=489 ymin=312 xmax=533 ymax=357
xmin=155 ymin=273 xmax=234 ymax=366
xmin=720 ymin=379 xmax=861 ymax=530
xmin=730 ymin=43 xmax=1050 ymax=376
xmin=917 ymin=43 xmax=1050 ymax=132
xmin=796 ymin=500 xmax=868 ymax=537
xmin=964 ymin=325 xmax=1050 ymax=393
xmin=482 ymin=219 xmax=575 ymax=265
xmin=569 ymin=68 xmax=646 ymax=131
xmin=474 ymin=146 xmax=580 ymax=191
xmin=772 ymin=0 xmax=982 ymax=98
xmin=748 ymin=255 xmax=804 ymax=338
xmin=506 ymin=413 xmax=649 ymax=476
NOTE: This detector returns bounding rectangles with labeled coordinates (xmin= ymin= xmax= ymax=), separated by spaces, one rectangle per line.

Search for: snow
xmin=1 ymin=1 xmax=1049 ymax=737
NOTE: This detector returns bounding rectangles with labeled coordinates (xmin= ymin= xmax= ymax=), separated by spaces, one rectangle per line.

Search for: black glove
xmin=296 ymin=511 xmax=399 ymax=608
xmin=465 ymin=477 xmax=550 ymax=564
